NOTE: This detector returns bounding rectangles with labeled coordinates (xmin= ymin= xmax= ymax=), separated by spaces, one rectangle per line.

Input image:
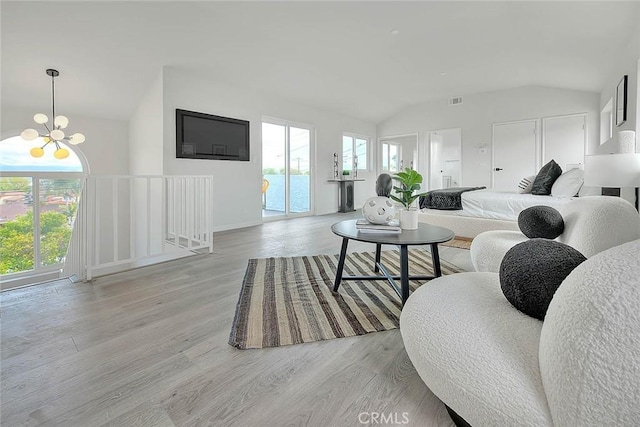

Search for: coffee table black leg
xmin=374 ymin=243 xmax=382 ymax=272
xmin=333 ymin=238 xmax=350 ymax=291
xmin=400 ymin=244 xmax=410 ymax=305
xmin=431 ymin=243 xmax=442 ymax=277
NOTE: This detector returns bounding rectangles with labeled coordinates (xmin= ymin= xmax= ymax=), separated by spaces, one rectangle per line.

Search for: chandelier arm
xmin=43 ymin=123 xmax=51 ymax=133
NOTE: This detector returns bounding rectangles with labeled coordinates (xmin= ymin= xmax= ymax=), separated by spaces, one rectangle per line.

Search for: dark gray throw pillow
xmin=499 ymin=239 xmax=586 ymax=320
xmin=531 ymin=160 xmax=562 ymax=195
xmin=518 ymin=206 xmax=564 ymax=239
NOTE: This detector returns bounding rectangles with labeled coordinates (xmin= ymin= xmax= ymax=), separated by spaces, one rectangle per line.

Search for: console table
xmin=327 ymin=179 xmax=365 ymax=212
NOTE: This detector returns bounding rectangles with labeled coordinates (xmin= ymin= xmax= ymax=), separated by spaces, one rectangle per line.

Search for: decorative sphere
xmin=54 ymin=148 xmax=70 ymax=159
xmin=21 ymin=128 xmax=39 ymax=141
xmin=362 ymin=196 xmax=396 ymax=224
xmin=30 ymin=147 xmax=45 ymax=158
xmin=376 ymin=174 xmax=393 ymax=197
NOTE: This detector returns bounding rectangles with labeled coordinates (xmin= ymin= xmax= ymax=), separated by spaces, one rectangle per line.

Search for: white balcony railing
xmin=63 ymin=175 xmax=214 ymax=281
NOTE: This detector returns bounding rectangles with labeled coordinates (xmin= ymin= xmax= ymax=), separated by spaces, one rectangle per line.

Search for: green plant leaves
xmin=391 ymin=168 xmax=427 ymax=209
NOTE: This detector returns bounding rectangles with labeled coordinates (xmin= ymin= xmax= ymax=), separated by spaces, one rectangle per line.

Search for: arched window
xmin=0 ymin=135 xmax=87 ymax=287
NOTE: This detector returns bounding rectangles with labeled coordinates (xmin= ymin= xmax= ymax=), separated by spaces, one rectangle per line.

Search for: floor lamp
xmin=584 ymin=153 xmax=640 ymax=211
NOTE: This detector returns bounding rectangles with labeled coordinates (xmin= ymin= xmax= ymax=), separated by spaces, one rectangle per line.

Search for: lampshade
xmin=584 ymin=153 xmax=640 ymax=187
xmin=618 ymin=130 xmax=636 ymax=153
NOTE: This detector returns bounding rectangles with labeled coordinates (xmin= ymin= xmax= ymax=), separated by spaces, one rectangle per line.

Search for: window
xmin=342 ymin=134 xmax=368 ymax=171
xmin=600 ymin=97 xmax=613 ymax=145
xmin=381 ymin=142 xmax=400 ymax=172
xmin=0 ymin=136 xmax=85 ymax=281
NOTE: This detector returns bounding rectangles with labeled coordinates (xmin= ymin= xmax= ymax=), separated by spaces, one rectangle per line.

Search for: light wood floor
xmin=1 ymin=212 xmax=471 ymax=426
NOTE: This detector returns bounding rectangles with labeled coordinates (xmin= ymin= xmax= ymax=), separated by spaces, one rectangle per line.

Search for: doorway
xmin=379 ymin=134 xmax=418 ymax=174
xmin=427 ymin=128 xmax=462 ymax=190
xmin=261 ymin=118 xmax=314 ymax=219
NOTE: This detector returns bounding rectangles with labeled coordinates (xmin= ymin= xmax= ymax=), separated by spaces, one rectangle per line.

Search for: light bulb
xmin=54 ymin=148 xmax=70 ymax=159
xmin=30 ymin=147 xmax=45 ymax=158
xmin=43 ymin=136 xmax=52 ymax=143
xmin=21 ymin=128 xmax=39 ymax=141
xmin=34 ymin=113 xmax=48 ymax=124
xmin=54 ymin=115 xmax=69 ymax=129
xmin=50 ymin=129 xmax=65 ymax=140
xmin=69 ymin=133 xmax=85 ymax=144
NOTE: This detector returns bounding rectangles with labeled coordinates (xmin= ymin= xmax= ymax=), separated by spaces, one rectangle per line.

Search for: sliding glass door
xmin=262 ymin=119 xmax=313 ymax=218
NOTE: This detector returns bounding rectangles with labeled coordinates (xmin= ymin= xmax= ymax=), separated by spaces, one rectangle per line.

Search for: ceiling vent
xmin=448 ymin=96 xmax=463 ymax=106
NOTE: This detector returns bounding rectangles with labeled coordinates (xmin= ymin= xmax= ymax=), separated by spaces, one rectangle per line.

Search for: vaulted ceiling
xmin=2 ymin=1 xmax=638 ymax=124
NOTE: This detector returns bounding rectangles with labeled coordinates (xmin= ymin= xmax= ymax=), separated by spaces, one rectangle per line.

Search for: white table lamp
xmin=584 ymin=153 xmax=640 ymax=210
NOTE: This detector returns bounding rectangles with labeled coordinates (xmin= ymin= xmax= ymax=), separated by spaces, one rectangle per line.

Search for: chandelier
xmin=20 ymin=69 xmax=85 ymax=159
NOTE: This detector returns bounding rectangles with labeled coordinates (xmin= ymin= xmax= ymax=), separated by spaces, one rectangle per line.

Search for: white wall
xmin=161 ymin=67 xmax=377 ymax=231
xmin=378 ymin=85 xmax=600 ymax=189
xmin=1 ymin=106 xmax=129 ymax=175
xmin=129 ymin=69 xmax=164 ymax=175
xmin=598 ymin=12 xmax=640 ymax=155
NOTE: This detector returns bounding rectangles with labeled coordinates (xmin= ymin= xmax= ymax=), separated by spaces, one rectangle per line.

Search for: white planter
xmin=399 ymin=209 xmax=419 ymax=230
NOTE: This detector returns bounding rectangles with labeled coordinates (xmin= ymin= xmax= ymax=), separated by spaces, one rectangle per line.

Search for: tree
xmin=0 ymin=210 xmax=73 ymax=274
xmin=0 ymin=177 xmax=31 ymax=192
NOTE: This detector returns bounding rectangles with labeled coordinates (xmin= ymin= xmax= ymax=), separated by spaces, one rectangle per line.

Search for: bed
xmin=418 ymin=188 xmax=575 ymax=238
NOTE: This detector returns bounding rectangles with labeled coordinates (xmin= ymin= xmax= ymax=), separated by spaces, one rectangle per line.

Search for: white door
xmin=492 ymin=120 xmax=537 ymax=191
xmin=428 ymin=128 xmax=462 ymax=190
xmin=542 ymin=114 xmax=586 ymax=171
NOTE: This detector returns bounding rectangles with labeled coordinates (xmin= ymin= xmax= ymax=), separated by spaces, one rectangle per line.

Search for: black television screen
xmin=176 ymin=109 xmax=250 ymax=161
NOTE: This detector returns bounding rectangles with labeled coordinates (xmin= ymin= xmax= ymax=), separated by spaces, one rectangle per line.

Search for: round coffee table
xmin=331 ymin=219 xmax=455 ymax=306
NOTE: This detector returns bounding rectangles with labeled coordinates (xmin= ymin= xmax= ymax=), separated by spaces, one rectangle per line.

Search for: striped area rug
xmin=229 ymin=249 xmax=462 ymax=349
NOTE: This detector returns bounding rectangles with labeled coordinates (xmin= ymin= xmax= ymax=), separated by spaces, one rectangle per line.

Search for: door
xmin=542 ymin=114 xmax=586 ymax=170
xmin=492 ymin=120 xmax=537 ymax=191
xmin=261 ymin=120 xmax=313 ymax=219
xmin=428 ymin=128 xmax=462 ymax=190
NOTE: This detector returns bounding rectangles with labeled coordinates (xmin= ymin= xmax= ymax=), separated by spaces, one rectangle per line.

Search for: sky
xmin=0 ymin=136 xmax=83 ymax=172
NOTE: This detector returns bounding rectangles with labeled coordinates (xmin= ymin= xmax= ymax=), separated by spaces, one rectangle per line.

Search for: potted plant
xmin=390 ymin=168 xmax=427 ymax=229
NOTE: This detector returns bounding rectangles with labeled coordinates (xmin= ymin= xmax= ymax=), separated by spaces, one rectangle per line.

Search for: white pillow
xmin=517 ymin=175 xmax=536 ymax=193
xmin=551 ymin=168 xmax=584 ymax=197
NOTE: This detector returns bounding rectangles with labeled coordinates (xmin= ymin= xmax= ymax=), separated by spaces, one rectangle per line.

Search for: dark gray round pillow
xmin=499 ymin=239 xmax=586 ymax=320
xmin=518 ymin=206 xmax=564 ymax=239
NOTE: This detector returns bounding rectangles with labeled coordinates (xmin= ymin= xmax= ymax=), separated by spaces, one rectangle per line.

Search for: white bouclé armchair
xmin=400 ymin=196 xmax=640 ymax=426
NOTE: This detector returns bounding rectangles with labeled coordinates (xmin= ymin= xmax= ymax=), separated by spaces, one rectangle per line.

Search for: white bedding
xmin=422 ymin=189 xmax=574 ymax=221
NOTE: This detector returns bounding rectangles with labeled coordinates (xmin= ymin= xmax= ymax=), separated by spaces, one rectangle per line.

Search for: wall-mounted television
xmin=176 ymin=109 xmax=250 ymax=161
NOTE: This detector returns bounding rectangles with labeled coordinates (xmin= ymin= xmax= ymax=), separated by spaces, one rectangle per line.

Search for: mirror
xmin=378 ymin=134 xmax=418 ymax=175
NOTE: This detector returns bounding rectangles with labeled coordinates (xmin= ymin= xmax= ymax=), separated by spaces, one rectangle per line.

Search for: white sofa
xmin=400 ymin=196 xmax=640 ymax=426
